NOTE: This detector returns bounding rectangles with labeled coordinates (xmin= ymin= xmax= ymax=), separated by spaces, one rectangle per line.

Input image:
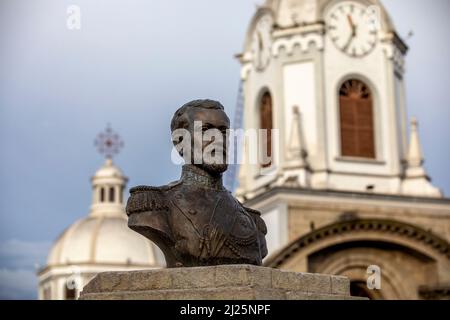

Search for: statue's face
xmin=186 ymin=108 xmax=230 ymax=175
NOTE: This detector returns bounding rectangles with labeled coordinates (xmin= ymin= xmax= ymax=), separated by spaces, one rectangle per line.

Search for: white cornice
xmin=272 ymin=32 xmax=324 ymax=57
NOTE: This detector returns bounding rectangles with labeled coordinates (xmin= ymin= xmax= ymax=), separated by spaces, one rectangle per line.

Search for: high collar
xmin=181 ymin=165 xmax=225 ymax=191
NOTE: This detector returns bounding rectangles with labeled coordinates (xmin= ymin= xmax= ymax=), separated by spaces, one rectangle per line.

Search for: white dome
xmin=47 ymin=215 xmax=164 ymax=267
xmin=38 ymin=131 xmax=166 ymax=299
xmin=45 ymin=158 xmax=165 ymax=269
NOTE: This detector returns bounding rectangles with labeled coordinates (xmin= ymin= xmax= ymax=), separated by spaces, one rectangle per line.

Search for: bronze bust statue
xmin=126 ymin=99 xmax=267 ymax=267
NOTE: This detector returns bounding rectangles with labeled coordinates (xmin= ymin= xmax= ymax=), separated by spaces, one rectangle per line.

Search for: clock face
xmin=326 ymin=2 xmax=378 ymax=57
xmin=251 ymin=15 xmax=273 ymax=71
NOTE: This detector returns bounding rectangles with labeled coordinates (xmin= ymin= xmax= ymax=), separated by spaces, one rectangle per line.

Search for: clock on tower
xmin=326 ymin=1 xmax=378 ymax=57
xmin=251 ymin=14 xmax=273 ymax=71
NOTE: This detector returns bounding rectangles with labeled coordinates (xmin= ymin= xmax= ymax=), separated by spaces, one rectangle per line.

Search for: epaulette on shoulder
xmin=126 ymin=180 xmax=182 ymax=215
xmin=129 ymin=180 xmax=181 ymax=194
xmin=126 ymin=189 xmax=164 ymax=216
xmin=129 ymin=185 xmax=163 ymax=193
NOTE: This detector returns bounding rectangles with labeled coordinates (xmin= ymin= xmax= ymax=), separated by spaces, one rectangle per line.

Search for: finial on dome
xmin=94 ymin=124 xmax=124 ymax=160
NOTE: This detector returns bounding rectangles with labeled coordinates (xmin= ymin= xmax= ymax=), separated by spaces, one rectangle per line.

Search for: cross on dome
xmin=94 ymin=124 xmax=124 ymax=159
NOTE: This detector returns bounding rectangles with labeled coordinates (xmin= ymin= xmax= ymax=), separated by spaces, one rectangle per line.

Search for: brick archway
xmin=264 ymin=219 xmax=450 ymax=299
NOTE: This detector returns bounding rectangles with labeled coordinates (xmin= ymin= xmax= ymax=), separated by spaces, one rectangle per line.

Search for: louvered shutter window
xmin=339 ymin=80 xmax=375 ymax=158
xmin=260 ymin=91 xmax=273 ymax=167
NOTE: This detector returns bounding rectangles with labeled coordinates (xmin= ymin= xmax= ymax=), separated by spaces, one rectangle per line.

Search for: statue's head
xmin=171 ymin=99 xmax=230 ymax=175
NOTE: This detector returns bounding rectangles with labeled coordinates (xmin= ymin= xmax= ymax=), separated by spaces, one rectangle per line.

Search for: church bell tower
xmin=236 ymin=0 xmax=441 ymax=199
xmin=233 ymin=1 xmax=448 ymax=273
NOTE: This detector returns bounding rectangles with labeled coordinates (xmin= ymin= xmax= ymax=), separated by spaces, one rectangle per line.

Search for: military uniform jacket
xmin=126 ymin=165 xmax=268 ymax=267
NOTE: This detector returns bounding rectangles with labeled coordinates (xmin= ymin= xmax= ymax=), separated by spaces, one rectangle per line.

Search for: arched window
xmin=260 ymin=91 xmax=273 ymax=168
xmin=339 ymin=79 xmax=375 ymax=158
xmin=109 ymin=187 xmax=115 ymax=202
xmin=100 ymin=187 xmax=105 ymax=202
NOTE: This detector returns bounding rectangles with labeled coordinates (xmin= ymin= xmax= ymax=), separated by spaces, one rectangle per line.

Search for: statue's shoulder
xmin=129 ymin=179 xmax=182 ymax=193
xmin=126 ymin=180 xmax=182 ymax=215
xmin=243 ymin=205 xmax=267 ymax=235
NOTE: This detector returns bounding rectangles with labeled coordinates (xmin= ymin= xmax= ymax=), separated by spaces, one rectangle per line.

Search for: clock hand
xmin=342 ymin=15 xmax=358 ymax=53
xmin=347 ymin=15 xmax=354 ymax=27
xmin=347 ymin=15 xmax=357 ymax=37
xmin=342 ymin=32 xmax=355 ymax=53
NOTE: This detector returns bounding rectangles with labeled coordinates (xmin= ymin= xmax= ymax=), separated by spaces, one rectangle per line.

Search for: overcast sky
xmin=0 ymin=0 xmax=449 ymax=299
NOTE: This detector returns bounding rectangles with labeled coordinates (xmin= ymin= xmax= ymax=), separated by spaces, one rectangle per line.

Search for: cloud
xmin=0 ymin=268 xmax=38 ymax=300
xmin=0 ymin=239 xmax=51 ymax=299
xmin=0 ymin=239 xmax=51 ymax=270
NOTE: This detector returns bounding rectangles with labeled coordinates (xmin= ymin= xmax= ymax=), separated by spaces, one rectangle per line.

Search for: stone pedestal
xmin=79 ymin=265 xmax=364 ymax=300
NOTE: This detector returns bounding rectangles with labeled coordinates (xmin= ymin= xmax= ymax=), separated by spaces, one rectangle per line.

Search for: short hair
xmin=170 ymin=99 xmax=225 ymax=133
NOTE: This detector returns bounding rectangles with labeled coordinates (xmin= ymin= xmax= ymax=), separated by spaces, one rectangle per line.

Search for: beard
xmin=200 ymin=162 xmax=228 ymax=175
xmin=182 ymin=152 xmax=228 ymax=175
xmin=183 ymin=143 xmax=228 ymax=175
xmin=198 ymin=145 xmax=228 ymax=175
